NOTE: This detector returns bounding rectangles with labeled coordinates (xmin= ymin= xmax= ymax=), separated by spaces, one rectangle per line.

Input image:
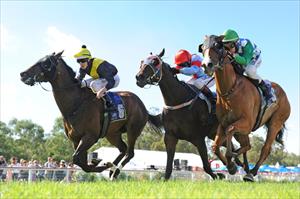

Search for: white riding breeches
xmin=81 ymin=74 xmax=120 ymax=93
xmin=187 ymin=77 xmax=215 ymax=90
xmin=245 ymin=56 xmax=262 ymax=83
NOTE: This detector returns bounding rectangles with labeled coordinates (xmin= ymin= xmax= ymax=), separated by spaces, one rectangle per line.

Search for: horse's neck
xmin=50 ymin=62 xmax=83 ymax=118
xmin=159 ymin=64 xmax=194 ymax=106
xmin=215 ymin=61 xmax=237 ymax=96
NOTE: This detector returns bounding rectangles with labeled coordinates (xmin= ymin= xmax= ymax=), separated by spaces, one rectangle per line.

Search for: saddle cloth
xmin=252 ymin=80 xmax=277 ymax=131
xmin=106 ymin=92 xmax=127 ymax=122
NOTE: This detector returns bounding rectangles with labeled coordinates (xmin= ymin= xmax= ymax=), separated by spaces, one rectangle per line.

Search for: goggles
xmin=77 ymin=58 xmax=88 ymax=63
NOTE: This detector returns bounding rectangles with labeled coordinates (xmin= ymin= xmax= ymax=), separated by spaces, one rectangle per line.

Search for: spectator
xmin=7 ymin=157 xmax=20 ymax=181
xmin=19 ymin=159 xmax=29 ymax=181
xmin=44 ymin=156 xmax=56 ymax=180
xmin=28 ymin=160 xmax=41 ymax=181
xmin=55 ymin=160 xmax=66 ymax=181
xmin=0 ymin=156 xmax=7 ymax=181
xmin=67 ymin=163 xmax=76 ymax=182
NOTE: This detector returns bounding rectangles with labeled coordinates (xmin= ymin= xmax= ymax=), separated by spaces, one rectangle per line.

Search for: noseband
xmin=202 ymin=39 xmax=234 ymax=70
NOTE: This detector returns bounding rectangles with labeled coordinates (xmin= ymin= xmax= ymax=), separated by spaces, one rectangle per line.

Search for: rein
xmin=208 ymin=45 xmax=238 ymax=99
xmin=38 ymin=81 xmax=80 ymax=92
xmin=36 ymin=57 xmax=80 ymax=92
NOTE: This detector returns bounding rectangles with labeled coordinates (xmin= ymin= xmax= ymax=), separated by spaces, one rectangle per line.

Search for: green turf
xmin=0 ymin=180 xmax=299 ymax=199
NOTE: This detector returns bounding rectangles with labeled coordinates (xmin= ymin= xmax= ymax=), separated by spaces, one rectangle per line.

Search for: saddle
xmin=99 ymin=92 xmax=127 ymax=138
xmin=232 ymin=64 xmax=277 ymax=131
xmin=181 ymin=81 xmax=216 ymax=114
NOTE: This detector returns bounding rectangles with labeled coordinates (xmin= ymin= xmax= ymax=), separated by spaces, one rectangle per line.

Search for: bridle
xmin=34 ymin=55 xmax=79 ymax=91
xmin=141 ymin=55 xmax=163 ymax=86
xmin=202 ymin=38 xmax=234 ymax=71
xmin=202 ymin=38 xmax=238 ymax=98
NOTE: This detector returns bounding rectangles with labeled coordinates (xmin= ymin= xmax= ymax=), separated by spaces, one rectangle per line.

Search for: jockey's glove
xmin=80 ymin=80 xmax=88 ymax=88
xmin=170 ymin=67 xmax=180 ymax=75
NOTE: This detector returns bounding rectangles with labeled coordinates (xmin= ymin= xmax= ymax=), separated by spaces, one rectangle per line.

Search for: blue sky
xmin=1 ymin=1 xmax=299 ymax=155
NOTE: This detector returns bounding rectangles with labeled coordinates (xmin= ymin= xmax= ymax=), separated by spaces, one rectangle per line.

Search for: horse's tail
xmin=275 ymin=123 xmax=286 ymax=146
xmin=147 ymin=113 xmax=164 ymax=134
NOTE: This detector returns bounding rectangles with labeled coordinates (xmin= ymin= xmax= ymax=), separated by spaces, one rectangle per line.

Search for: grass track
xmin=0 ymin=180 xmax=299 ymax=199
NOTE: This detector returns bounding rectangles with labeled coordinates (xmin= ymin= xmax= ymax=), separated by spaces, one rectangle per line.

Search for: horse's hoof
xmin=216 ymin=173 xmax=226 ymax=180
xmin=243 ymin=173 xmax=254 ymax=182
xmin=110 ymin=168 xmax=120 ymax=181
xmin=113 ymin=168 xmax=120 ymax=178
xmin=106 ymin=162 xmax=115 ymax=169
xmin=249 ymin=169 xmax=257 ymax=177
xmin=227 ymin=162 xmax=238 ymax=175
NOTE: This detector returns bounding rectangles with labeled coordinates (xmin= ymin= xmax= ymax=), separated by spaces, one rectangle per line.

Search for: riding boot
xmin=201 ymin=86 xmax=216 ymax=115
xmin=259 ymin=80 xmax=275 ymax=105
xmin=103 ymin=94 xmax=117 ymax=112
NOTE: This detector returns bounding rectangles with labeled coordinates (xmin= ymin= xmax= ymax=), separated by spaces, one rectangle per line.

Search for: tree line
xmin=0 ymin=117 xmax=299 ymax=166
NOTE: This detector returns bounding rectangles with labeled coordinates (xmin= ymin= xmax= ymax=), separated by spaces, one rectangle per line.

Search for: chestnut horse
xmin=20 ymin=51 xmax=161 ymax=179
xmin=200 ymin=35 xmax=291 ymax=181
xmin=136 ymin=49 xmax=245 ymax=180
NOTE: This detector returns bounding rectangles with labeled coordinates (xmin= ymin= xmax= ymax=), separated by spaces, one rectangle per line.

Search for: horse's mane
xmin=58 ymin=58 xmax=78 ymax=83
xmin=162 ymin=61 xmax=198 ymax=97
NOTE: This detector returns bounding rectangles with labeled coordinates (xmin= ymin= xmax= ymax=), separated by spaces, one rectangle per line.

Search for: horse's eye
xmin=214 ymin=43 xmax=220 ymax=48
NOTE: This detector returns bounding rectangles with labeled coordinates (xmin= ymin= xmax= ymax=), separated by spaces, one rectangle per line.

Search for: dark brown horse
xmin=200 ymin=35 xmax=291 ymax=181
xmin=135 ymin=49 xmax=242 ymax=180
xmin=20 ymin=51 xmax=161 ymax=179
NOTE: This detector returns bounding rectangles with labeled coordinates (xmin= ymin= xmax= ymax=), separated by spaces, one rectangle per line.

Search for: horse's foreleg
xmin=72 ymin=135 xmax=106 ymax=172
xmin=164 ymin=133 xmax=178 ymax=180
xmin=195 ymin=137 xmax=218 ymax=180
xmin=225 ymin=118 xmax=251 ymax=158
xmin=224 ymin=119 xmax=250 ymax=175
xmin=213 ymin=125 xmax=228 ymax=166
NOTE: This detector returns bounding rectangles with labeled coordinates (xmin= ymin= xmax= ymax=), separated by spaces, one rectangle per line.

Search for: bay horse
xmin=200 ymin=35 xmax=291 ymax=181
xmin=20 ymin=51 xmax=161 ymax=179
xmin=135 ymin=49 xmax=243 ymax=180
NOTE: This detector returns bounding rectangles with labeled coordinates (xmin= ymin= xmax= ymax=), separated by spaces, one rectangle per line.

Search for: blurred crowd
xmin=0 ymin=155 xmax=77 ymax=182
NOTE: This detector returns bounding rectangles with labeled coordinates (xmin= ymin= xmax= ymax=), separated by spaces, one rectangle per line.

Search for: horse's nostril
xmin=208 ymin=63 xmax=213 ymax=68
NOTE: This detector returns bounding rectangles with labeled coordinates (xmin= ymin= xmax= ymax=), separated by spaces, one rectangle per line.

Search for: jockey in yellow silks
xmin=74 ymin=45 xmax=120 ymax=110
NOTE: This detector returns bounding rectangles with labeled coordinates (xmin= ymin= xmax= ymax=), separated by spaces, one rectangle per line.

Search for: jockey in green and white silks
xmin=222 ymin=29 xmax=276 ymax=105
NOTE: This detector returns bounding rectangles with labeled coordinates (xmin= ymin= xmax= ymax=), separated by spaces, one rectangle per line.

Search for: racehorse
xmin=200 ymin=35 xmax=291 ymax=181
xmin=136 ymin=49 xmax=242 ymax=180
xmin=20 ymin=51 xmax=161 ymax=179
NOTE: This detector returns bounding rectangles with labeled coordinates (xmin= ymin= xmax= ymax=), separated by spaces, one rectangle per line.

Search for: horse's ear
xmin=198 ymin=44 xmax=203 ymax=53
xmin=54 ymin=50 xmax=64 ymax=59
xmin=158 ymin=48 xmax=165 ymax=58
xmin=217 ymin=35 xmax=225 ymax=42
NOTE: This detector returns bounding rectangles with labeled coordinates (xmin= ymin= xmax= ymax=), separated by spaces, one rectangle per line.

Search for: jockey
xmin=171 ymin=49 xmax=215 ymax=102
xmin=221 ymin=29 xmax=276 ymax=104
xmin=74 ymin=45 xmax=119 ymax=111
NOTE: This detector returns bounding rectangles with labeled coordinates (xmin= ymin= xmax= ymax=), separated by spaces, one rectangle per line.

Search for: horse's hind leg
xmin=106 ymin=132 xmax=127 ymax=178
xmin=250 ymin=121 xmax=285 ymax=176
xmin=164 ymin=133 xmax=178 ymax=180
xmin=111 ymin=128 xmax=141 ymax=179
